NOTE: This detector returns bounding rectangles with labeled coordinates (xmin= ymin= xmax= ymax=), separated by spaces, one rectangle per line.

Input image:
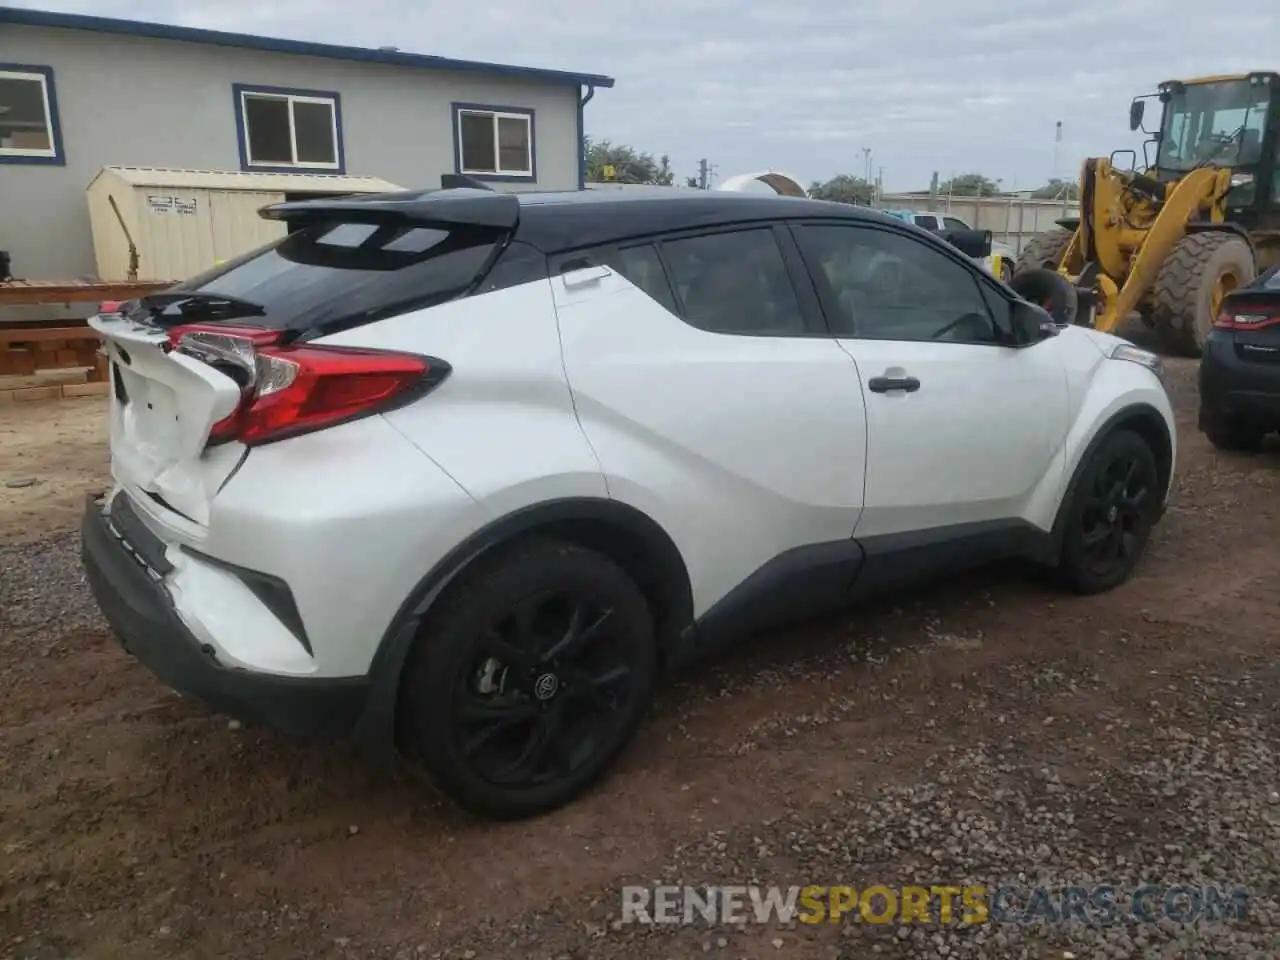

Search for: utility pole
xmin=1052 ymin=121 xmax=1063 ymax=182
xmin=861 ymin=147 xmax=872 ymax=187
xmin=698 ymin=158 xmax=709 ymax=190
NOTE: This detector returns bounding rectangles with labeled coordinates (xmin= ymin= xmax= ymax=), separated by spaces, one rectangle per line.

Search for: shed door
xmin=208 ymin=190 xmax=288 ymax=267
xmin=136 ymin=188 xmax=213 ymax=282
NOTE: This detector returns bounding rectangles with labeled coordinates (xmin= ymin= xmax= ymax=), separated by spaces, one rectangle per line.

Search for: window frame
xmin=0 ymin=63 xmax=65 ymax=166
xmin=549 ymin=222 xmax=829 ymax=338
xmin=233 ymin=83 xmax=345 ymax=174
xmin=451 ymin=102 xmax=536 ymax=181
xmin=787 ymin=219 xmax=1021 ymax=347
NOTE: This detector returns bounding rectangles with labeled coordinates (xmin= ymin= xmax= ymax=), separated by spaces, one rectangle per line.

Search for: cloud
xmin=11 ymin=0 xmax=1280 ymax=190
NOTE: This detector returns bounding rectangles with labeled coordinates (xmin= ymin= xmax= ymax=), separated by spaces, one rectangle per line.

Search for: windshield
xmin=1156 ymin=80 xmax=1270 ymax=171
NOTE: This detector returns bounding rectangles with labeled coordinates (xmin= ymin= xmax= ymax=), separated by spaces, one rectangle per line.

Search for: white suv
xmin=81 ymin=186 xmax=1176 ymax=820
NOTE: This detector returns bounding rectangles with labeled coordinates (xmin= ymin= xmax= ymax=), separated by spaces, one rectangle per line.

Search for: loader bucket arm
xmin=1091 ymin=166 xmax=1231 ymax=333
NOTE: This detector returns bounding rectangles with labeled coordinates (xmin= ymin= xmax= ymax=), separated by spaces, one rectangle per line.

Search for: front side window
xmin=659 ymin=228 xmax=807 ymax=336
xmin=795 ymin=223 xmax=1005 ymax=343
xmin=236 ymin=85 xmax=342 ymax=171
xmin=942 ymin=217 xmax=969 ymax=231
xmin=0 ymin=65 xmax=62 ymax=163
xmin=454 ymin=105 xmax=534 ymax=178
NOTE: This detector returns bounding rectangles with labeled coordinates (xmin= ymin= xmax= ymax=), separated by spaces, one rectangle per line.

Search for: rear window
xmin=170 ymin=220 xmax=506 ymax=333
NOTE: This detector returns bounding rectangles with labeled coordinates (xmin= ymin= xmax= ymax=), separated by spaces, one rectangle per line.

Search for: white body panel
xmin=840 ymin=336 xmax=1069 ymax=537
xmin=550 ymin=265 xmax=868 ymax=616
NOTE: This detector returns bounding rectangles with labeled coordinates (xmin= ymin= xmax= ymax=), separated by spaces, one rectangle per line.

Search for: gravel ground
xmin=0 ymin=532 xmax=104 ymax=638
xmin=2 ymin=357 xmax=1280 ymax=960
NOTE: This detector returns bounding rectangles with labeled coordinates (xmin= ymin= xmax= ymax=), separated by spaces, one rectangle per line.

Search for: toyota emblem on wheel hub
xmin=533 ymin=673 xmax=560 ymax=700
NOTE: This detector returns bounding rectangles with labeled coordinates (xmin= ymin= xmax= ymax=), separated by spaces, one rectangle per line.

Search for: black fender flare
xmin=1033 ymin=402 xmax=1173 ymax=565
xmin=350 ymin=497 xmax=693 ymax=764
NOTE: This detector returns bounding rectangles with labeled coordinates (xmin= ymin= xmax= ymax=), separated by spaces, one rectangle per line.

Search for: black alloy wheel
xmin=455 ymin=590 xmax=639 ymax=788
xmin=401 ymin=540 xmax=657 ymax=820
xmin=1077 ymin=449 xmax=1154 ymax=579
xmin=1058 ymin=429 xmax=1160 ymax=595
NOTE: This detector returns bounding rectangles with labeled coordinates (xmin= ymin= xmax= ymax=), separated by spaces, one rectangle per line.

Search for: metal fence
xmin=874 ymin=194 xmax=1079 ymax=256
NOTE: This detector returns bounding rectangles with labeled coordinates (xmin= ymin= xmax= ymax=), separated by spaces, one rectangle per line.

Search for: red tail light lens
xmin=167 ymin=324 xmax=447 ymax=447
xmin=1216 ymin=310 xmax=1280 ymax=331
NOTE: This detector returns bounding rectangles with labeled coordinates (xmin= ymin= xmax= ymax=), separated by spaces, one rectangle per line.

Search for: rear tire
xmin=399 ymin=539 xmax=658 ymax=820
xmin=1152 ymin=232 xmax=1256 ymax=358
xmin=1014 ymin=229 xmax=1073 ymax=276
xmin=1056 ymin=430 xmax=1161 ymax=596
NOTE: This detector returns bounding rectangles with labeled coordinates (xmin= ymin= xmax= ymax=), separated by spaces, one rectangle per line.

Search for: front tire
xmin=1152 ymin=232 xmax=1256 ymax=358
xmin=399 ymin=539 xmax=658 ymax=820
xmin=1056 ymin=430 xmax=1161 ymax=595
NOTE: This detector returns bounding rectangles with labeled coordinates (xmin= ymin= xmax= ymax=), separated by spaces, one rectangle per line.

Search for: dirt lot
xmin=2 ymin=359 xmax=1279 ymax=960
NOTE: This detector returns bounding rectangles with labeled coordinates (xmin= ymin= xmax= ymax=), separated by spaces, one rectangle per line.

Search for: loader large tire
xmin=1014 ymin=228 xmax=1073 ymax=276
xmin=1152 ymin=232 xmax=1255 ymax=358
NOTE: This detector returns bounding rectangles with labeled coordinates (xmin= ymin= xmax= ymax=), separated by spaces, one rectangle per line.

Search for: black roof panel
xmin=510 ymin=190 xmax=903 ymax=252
xmin=254 ymin=186 xmax=954 ymax=256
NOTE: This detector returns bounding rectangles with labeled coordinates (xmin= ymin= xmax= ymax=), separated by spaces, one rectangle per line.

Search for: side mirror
xmin=1129 ymin=99 xmax=1145 ymax=132
xmin=1012 ymin=298 xmax=1060 ymax=343
xmin=938 ymin=228 xmax=992 ymax=259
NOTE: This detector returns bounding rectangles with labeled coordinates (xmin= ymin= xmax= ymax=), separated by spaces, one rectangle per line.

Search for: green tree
xmin=939 ymin=173 xmax=1001 ymax=197
xmin=807 ymin=174 xmax=872 ymax=205
xmin=1031 ymin=178 xmax=1079 ymax=201
xmin=586 ymin=138 xmax=675 ymax=185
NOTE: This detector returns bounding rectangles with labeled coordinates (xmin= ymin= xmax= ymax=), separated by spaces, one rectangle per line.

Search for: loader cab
xmin=1134 ymin=72 xmax=1280 ymax=224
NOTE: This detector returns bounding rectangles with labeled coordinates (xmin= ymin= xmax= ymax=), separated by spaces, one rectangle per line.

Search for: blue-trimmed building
xmin=0 ymin=6 xmax=613 ymax=280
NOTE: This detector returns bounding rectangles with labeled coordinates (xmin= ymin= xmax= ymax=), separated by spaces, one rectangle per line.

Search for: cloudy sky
xmin=12 ymin=0 xmax=1280 ymax=190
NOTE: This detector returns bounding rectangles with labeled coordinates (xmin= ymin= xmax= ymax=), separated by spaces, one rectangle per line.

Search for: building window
xmin=0 ymin=64 xmax=64 ymax=165
xmin=453 ymin=103 xmax=535 ymax=180
xmin=233 ymin=84 xmax=344 ymax=173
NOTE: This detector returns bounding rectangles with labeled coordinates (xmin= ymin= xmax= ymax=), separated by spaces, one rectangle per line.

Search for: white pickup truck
xmin=884 ymin=210 xmax=1017 ymax=282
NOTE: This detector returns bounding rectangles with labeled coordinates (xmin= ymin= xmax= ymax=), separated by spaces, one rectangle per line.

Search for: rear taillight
xmin=1215 ymin=310 xmax=1280 ymax=331
xmin=166 ymin=324 xmax=447 ymax=447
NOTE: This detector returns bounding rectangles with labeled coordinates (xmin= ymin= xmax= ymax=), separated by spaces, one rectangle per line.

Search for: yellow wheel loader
xmin=1014 ymin=71 xmax=1280 ymax=357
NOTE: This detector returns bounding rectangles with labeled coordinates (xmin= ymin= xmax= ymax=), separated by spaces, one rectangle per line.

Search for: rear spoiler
xmin=259 ymin=185 xmax=519 ymax=230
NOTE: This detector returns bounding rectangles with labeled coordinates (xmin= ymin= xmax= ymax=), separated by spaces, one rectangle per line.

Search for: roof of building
xmin=87 ymin=166 xmax=404 ymax=193
xmin=0 ymin=5 xmax=615 ymax=90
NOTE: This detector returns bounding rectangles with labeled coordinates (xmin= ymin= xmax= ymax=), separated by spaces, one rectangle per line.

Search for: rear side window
xmin=605 ymin=244 xmax=678 ymax=314
xmin=171 ymin=220 xmax=506 ymax=333
xmin=913 ymin=215 xmax=937 ymax=230
xmin=659 ymin=228 xmax=806 ymax=336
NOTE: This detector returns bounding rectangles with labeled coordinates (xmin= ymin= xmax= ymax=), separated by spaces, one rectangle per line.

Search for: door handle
xmin=561 ymin=265 xmax=612 ymax=289
xmin=867 ymin=376 xmax=921 ymax=394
